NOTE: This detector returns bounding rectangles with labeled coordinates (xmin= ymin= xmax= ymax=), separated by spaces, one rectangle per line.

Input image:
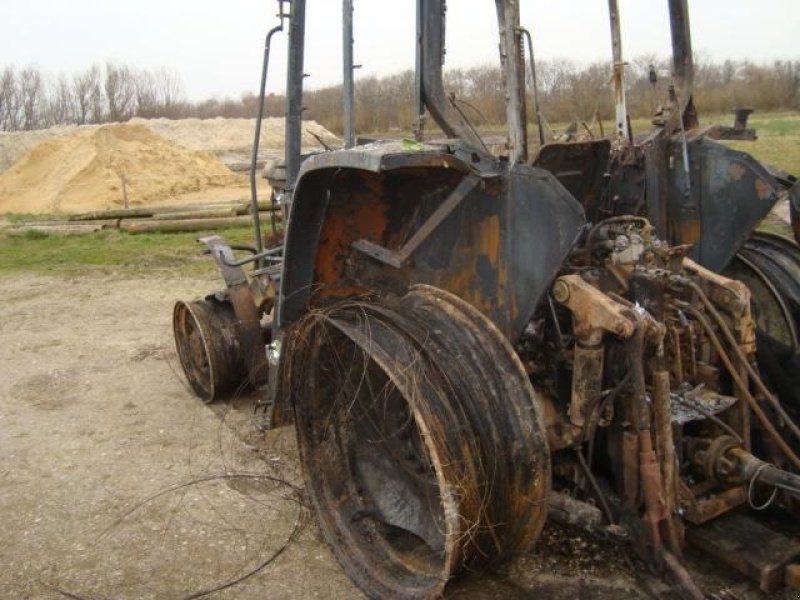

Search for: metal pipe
xmin=607 ymin=0 xmax=630 ymax=141
xmin=417 ymin=0 xmax=485 ymax=151
xmin=249 ymin=2 xmax=288 ymax=258
xmin=653 ymin=371 xmax=679 ymax=530
xmin=519 ymin=27 xmax=544 ymax=147
xmin=413 ymin=0 xmax=426 ymax=140
xmin=679 ymin=302 xmax=800 ymax=470
xmin=495 ymin=0 xmax=527 ymax=163
xmin=667 ymin=0 xmax=698 ymax=129
xmin=284 ymin=0 xmax=307 ymax=200
xmin=685 ymin=279 xmax=800 ymax=445
xmin=342 ymin=0 xmax=355 ymax=148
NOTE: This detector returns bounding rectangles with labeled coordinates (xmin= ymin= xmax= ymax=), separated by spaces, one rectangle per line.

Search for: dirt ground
xmin=0 ymin=274 xmax=796 ymax=600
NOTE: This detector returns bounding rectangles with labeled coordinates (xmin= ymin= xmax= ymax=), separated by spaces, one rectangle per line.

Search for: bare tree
xmin=135 ymin=69 xmax=159 ymax=117
xmin=154 ymin=67 xmax=184 ymax=117
xmin=45 ymin=75 xmax=75 ymax=126
xmin=19 ymin=67 xmax=44 ymax=130
xmin=105 ymin=62 xmax=137 ymax=122
xmin=73 ymin=65 xmax=104 ymax=125
xmin=0 ymin=67 xmax=20 ymax=131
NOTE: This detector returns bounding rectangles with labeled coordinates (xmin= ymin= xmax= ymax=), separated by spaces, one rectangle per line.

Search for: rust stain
xmin=478 ymin=215 xmax=501 ymax=266
xmin=728 ymin=163 xmax=746 ymax=182
xmin=678 ymin=219 xmax=701 ymax=245
xmin=754 ymin=178 xmax=772 ymax=201
xmin=314 ymin=182 xmax=390 ymax=299
xmin=315 ymin=208 xmax=349 ymax=286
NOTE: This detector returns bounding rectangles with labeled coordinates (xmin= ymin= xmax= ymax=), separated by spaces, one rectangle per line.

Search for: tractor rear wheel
xmin=726 ymin=232 xmax=800 ymax=450
xmin=280 ymin=286 xmax=550 ymax=599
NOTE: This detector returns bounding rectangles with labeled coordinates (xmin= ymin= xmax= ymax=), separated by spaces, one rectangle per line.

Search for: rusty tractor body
xmin=173 ymin=0 xmax=800 ymax=597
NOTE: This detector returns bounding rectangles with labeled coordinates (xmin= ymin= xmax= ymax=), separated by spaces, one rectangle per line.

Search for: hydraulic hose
xmin=686 ymin=279 xmax=800 ymax=445
xmin=678 ymin=302 xmax=800 ymax=471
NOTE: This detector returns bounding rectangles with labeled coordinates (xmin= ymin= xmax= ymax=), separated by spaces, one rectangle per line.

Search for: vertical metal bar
xmin=668 ymin=0 xmax=698 ymax=129
xmin=520 ymin=27 xmax=544 ymax=147
xmin=342 ymin=0 xmax=355 ymax=148
xmin=413 ymin=0 xmax=425 ymax=140
xmin=250 ymin=8 xmax=286 ymax=257
xmin=418 ymin=0 xmax=485 ymax=151
xmin=495 ymin=0 xmax=527 ymax=164
xmin=608 ymin=0 xmax=629 ymax=142
xmin=285 ymin=0 xmax=306 ymax=200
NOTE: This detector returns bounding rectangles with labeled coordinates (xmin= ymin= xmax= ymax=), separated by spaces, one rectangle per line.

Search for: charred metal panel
xmin=278 ymin=145 xmax=584 ymax=341
xmin=503 ymin=165 xmax=586 ymax=336
xmin=277 ymin=143 xmax=475 ymax=327
xmin=532 ymin=140 xmax=611 ymax=220
xmin=667 ymin=137 xmax=781 ymax=271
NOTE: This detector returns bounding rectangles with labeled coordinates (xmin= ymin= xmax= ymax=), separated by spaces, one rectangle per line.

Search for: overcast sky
xmin=3 ymin=0 xmax=798 ymax=101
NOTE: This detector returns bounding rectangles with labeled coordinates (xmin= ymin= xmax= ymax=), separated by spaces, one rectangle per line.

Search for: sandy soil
xmin=0 ymin=275 xmax=357 ymax=600
xmin=0 ymin=274 xmax=793 ymax=600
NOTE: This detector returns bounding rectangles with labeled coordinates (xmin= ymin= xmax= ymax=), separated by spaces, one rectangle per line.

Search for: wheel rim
xmin=173 ymin=299 xmax=245 ymax=402
xmin=282 ymin=286 xmax=550 ymax=599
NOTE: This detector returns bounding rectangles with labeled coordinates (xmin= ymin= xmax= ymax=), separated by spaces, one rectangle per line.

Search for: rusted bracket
xmin=352 ymin=173 xmax=481 ymax=268
xmin=198 ymin=235 xmax=268 ymax=388
xmin=199 ymin=235 xmax=248 ymax=286
xmin=551 ymin=274 xmax=636 ymax=340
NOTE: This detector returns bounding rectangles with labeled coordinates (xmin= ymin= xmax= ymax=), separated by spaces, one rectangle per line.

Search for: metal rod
xmin=249 ymin=3 xmax=288 ymax=259
xmin=342 ymin=0 xmax=355 ymax=148
xmin=686 ymin=279 xmax=800 ymax=444
xmin=607 ymin=0 xmax=629 ymax=141
xmin=519 ymin=27 xmax=544 ymax=147
xmin=495 ymin=0 xmax=527 ymax=163
xmin=667 ymin=0 xmax=698 ymax=129
xmin=285 ymin=0 xmax=307 ymax=201
xmin=679 ymin=301 xmax=800 ymax=470
xmin=413 ymin=0 xmax=426 ymax=140
xmin=417 ymin=0 xmax=485 ymax=152
xmin=575 ymin=449 xmax=615 ymax=525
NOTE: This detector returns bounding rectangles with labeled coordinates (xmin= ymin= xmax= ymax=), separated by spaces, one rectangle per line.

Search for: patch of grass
xmin=0 ymin=226 xmax=263 ymax=277
xmin=746 ymin=113 xmax=800 ymax=137
xmin=726 ymin=136 xmax=800 ymax=177
xmin=722 ymin=114 xmax=800 ymax=176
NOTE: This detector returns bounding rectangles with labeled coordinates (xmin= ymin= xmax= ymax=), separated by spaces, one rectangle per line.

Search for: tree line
xmin=1 ymin=57 xmax=797 ymax=134
xmin=0 ymin=63 xmax=188 ymax=131
xmin=303 ymin=56 xmax=799 ymax=135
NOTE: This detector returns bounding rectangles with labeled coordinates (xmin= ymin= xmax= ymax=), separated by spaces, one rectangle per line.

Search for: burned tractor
xmin=173 ymin=0 xmax=800 ymax=597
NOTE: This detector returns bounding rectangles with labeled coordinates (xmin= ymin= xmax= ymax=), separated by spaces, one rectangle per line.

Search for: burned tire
xmin=173 ymin=299 xmax=247 ymax=402
xmin=281 ymin=286 xmax=550 ymax=599
xmin=726 ymin=232 xmax=800 ymax=448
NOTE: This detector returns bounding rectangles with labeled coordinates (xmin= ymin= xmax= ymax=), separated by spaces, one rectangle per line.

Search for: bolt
xmin=552 ymin=280 xmax=570 ymax=303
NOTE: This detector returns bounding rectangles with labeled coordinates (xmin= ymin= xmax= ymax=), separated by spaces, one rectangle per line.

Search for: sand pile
xmin=0 ymin=124 xmax=95 ymax=173
xmin=131 ymin=117 xmax=341 ymax=156
xmin=0 ymin=124 xmax=244 ymax=214
xmin=0 ymin=117 xmax=341 ymax=175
